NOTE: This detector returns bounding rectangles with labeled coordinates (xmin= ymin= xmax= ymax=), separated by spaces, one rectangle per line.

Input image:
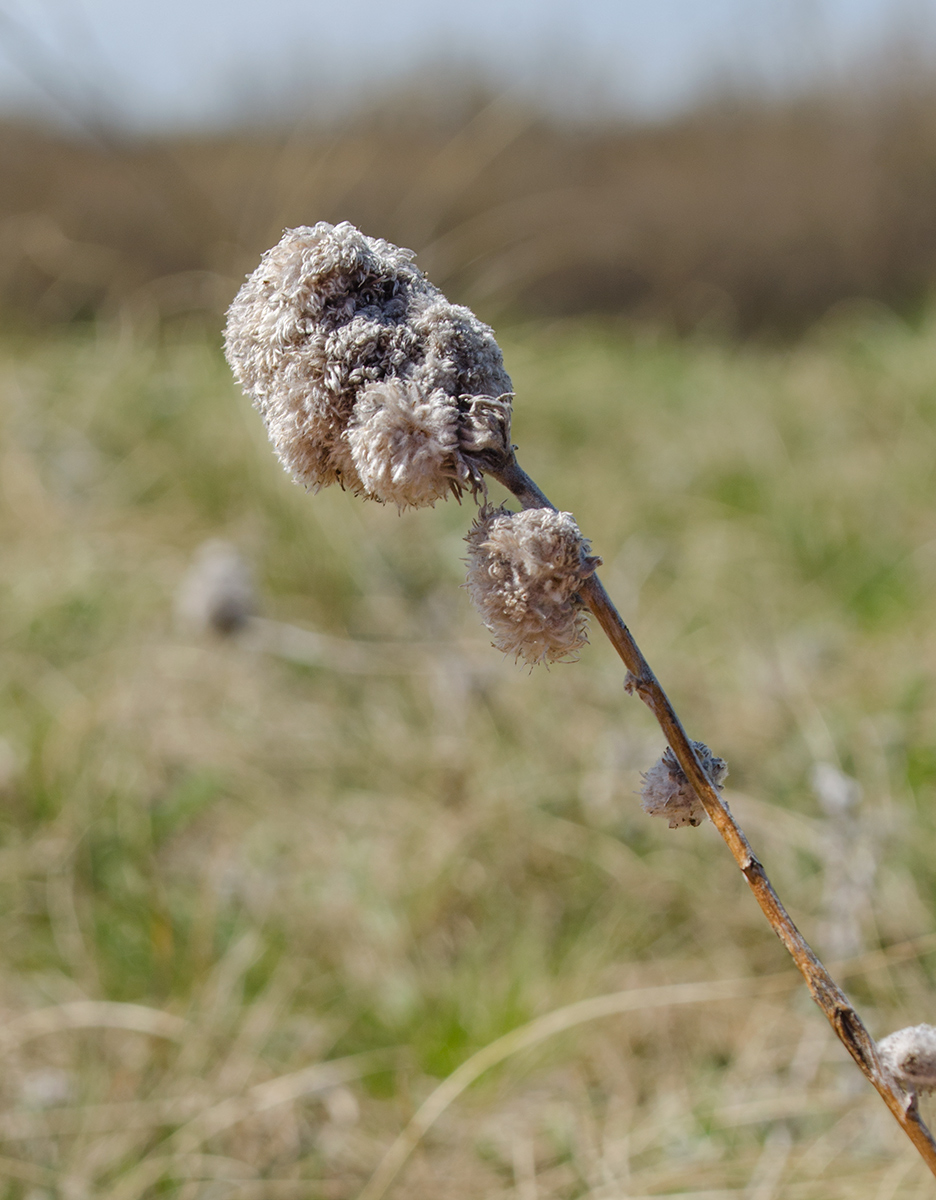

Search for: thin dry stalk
xmin=483 ymin=457 xmax=936 ymax=1177
xmin=0 ymin=1000 xmax=188 ymax=1051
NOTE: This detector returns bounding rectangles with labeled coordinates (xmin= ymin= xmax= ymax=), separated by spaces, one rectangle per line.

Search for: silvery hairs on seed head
xmin=225 ymin=222 xmax=513 ymax=508
xmin=465 ymin=506 xmax=600 ymax=666
xmin=877 ymin=1025 xmax=936 ymax=1096
xmin=640 ymin=741 xmax=729 ymax=828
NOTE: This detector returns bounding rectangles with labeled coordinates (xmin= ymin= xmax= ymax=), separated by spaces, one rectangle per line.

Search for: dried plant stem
xmin=488 ymin=456 xmax=936 ymax=1177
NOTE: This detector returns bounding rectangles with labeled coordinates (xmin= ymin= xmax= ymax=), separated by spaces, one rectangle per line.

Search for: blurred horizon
xmin=0 ymin=0 xmax=935 ymax=133
xmin=5 ymin=2 xmax=936 ymax=335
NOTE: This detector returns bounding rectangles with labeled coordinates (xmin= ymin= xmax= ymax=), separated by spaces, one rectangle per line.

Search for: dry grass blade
xmin=0 ymin=1000 xmax=188 ymax=1051
xmin=246 ymin=616 xmax=487 ymax=675
xmin=0 ymin=1152 xmax=72 ymax=1187
xmin=357 ymin=973 xmax=796 ymax=1200
xmin=832 ymin=933 xmax=936 ymax=977
xmin=167 ymin=1049 xmax=394 ymax=1154
xmin=222 ymin=1185 xmax=342 ymax=1200
xmin=584 ymin=1193 xmax=742 ymax=1200
xmin=105 ymin=1050 xmax=394 ymax=1200
xmin=0 ymin=1098 xmax=206 ymax=1142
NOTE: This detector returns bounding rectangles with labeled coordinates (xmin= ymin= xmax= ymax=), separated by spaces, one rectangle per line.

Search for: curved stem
xmin=486 ymin=456 xmax=936 ymax=1176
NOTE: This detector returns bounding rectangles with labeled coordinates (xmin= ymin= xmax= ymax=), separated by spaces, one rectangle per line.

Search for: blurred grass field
xmin=3 ymin=309 xmax=936 ymax=1197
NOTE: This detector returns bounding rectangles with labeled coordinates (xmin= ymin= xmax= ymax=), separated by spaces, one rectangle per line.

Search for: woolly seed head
xmin=175 ymin=540 xmax=255 ymax=637
xmin=224 ymin=222 xmax=513 ymax=503
xmin=640 ymin=741 xmax=728 ymax=829
xmin=347 ymin=380 xmax=460 ymax=510
xmin=465 ymin=506 xmax=600 ymax=665
xmin=878 ymin=1025 xmax=936 ymax=1095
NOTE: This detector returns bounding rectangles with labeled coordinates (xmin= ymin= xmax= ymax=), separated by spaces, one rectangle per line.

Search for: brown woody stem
xmin=487 ymin=455 xmax=936 ymax=1176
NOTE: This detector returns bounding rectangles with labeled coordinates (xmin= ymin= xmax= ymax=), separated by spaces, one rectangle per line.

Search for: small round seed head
xmin=465 ymin=506 xmax=600 ymax=665
xmin=640 ymin=741 xmax=728 ymax=829
xmin=175 ymin=540 xmax=255 ymax=637
xmin=347 ymin=380 xmax=461 ymax=510
xmin=224 ymin=221 xmax=513 ymax=502
xmin=878 ymin=1025 xmax=936 ymax=1095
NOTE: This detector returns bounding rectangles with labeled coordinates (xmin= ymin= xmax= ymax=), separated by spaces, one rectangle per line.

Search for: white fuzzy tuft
xmin=465 ymin=507 xmax=599 ymax=665
xmin=348 ymin=380 xmax=461 ymax=509
xmin=640 ymin=742 xmax=728 ymax=828
xmin=224 ymin=222 xmax=512 ymax=501
xmin=877 ymin=1025 xmax=936 ymax=1095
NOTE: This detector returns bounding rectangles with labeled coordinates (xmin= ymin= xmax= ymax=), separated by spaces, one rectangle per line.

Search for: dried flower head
xmin=465 ymin=506 xmax=600 ymax=665
xmin=640 ymin=741 xmax=728 ymax=828
xmin=224 ymin=222 xmax=512 ymax=504
xmin=175 ymin=540 xmax=255 ymax=637
xmin=878 ymin=1025 xmax=936 ymax=1095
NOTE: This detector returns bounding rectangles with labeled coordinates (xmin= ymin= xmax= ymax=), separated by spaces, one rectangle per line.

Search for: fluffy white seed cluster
xmin=224 ymin=221 xmax=513 ymax=508
xmin=877 ymin=1025 xmax=936 ymax=1095
xmin=640 ymin=741 xmax=728 ymax=828
xmin=465 ymin=507 xmax=600 ymax=665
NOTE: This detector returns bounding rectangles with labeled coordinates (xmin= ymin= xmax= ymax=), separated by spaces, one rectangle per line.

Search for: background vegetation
xmin=4 ymin=47 xmax=936 ymax=1196
xmin=5 ymin=66 xmax=936 ymax=335
xmin=1 ymin=306 xmax=936 ymax=1196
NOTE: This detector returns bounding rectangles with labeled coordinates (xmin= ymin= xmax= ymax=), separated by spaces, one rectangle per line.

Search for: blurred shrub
xmin=5 ymin=72 xmax=936 ymax=332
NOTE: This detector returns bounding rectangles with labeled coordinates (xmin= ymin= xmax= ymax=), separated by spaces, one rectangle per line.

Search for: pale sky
xmin=0 ymin=0 xmax=931 ymax=130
